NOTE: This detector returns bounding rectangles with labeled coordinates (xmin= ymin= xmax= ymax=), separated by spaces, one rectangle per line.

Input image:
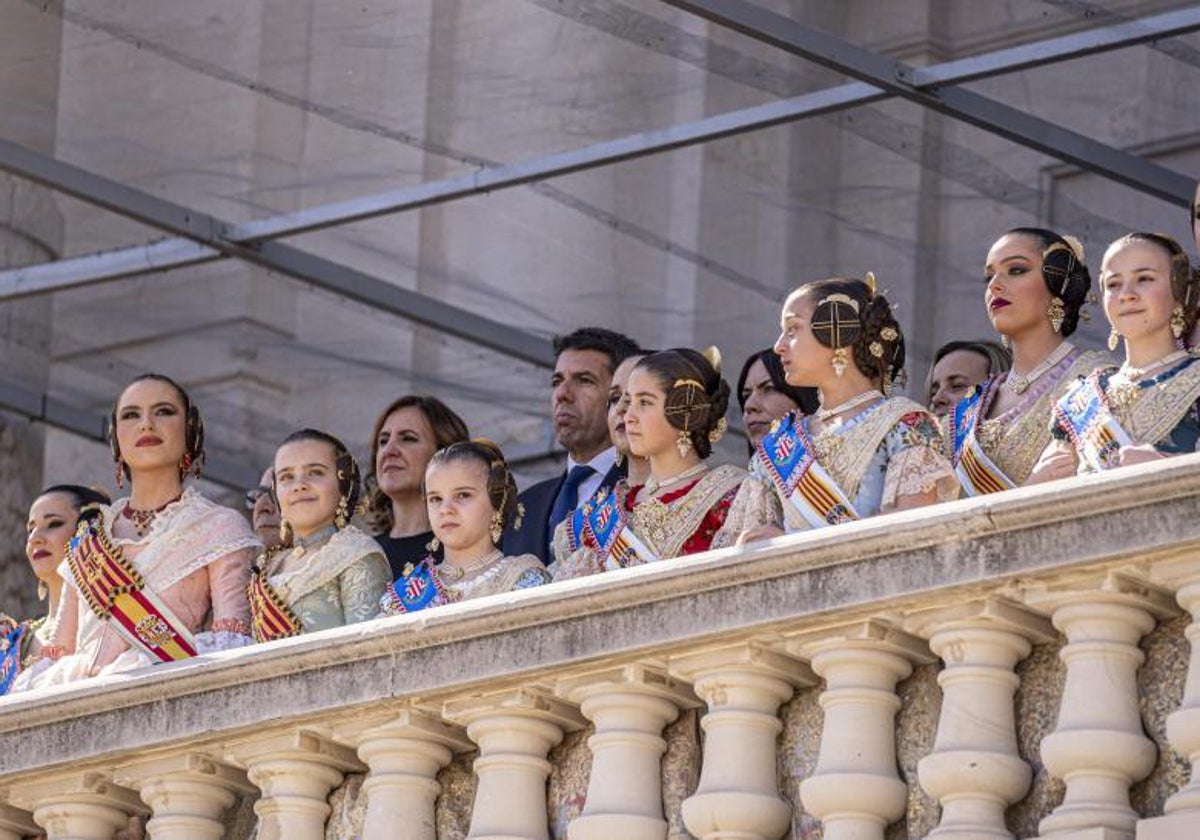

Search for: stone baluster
xmin=791 ymin=620 xmax=934 ymax=840
xmin=1021 ymin=573 xmax=1176 ymax=840
xmin=908 ymin=599 xmax=1056 ymax=840
xmin=557 ymin=662 xmax=699 ymax=840
xmin=335 ymin=707 xmax=473 ymax=840
xmin=0 ymin=804 xmax=38 ymax=840
xmin=113 ymin=753 xmax=253 ymax=840
xmin=226 ymin=729 xmax=363 ymax=840
xmin=8 ymin=772 xmax=145 ymax=840
xmin=670 ymin=642 xmax=813 ymax=840
xmin=1138 ymin=558 xmax=1200 ymax=840
xmin=443 ymin=687 xmax=586 ymax=840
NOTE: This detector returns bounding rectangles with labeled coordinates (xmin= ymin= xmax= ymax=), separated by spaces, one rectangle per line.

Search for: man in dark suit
xmin=503 ymin=327 xmax=641 ymax=564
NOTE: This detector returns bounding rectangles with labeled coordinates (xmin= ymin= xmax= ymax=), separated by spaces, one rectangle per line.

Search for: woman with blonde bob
xmin=1031 ymin=233 xmax=1200 ymax=479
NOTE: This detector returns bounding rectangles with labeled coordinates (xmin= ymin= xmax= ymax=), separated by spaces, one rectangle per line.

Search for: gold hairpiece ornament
xmin=864 ymin=271 xmax=878 ymax=298
xmin=701 ymin=345 xmax=722 ymax=374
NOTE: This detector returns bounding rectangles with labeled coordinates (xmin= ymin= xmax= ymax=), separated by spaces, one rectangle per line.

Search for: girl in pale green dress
xmin=248 ymin=429 xmax=390 ymax=642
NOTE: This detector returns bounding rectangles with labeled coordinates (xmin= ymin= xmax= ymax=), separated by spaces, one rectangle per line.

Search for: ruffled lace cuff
xmin=881 ymin=445 xmax=959 ymax=511
xmin=194 ymin=630 xmax=255 ymax=654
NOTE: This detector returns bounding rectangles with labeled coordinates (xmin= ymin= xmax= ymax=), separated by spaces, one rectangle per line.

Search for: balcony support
xmin=112 ymin=753 xmax=251 ymax=840
xmin=909 ymin=599 xmax=1056 ymax=840
xmin=0 ymin=804 xmax=38 ymax=840
xmin=558 ymin=662 xmax=699 ymax=840
xmin=336 ymin=707 xmax=473 ymax=840
xmin=8 ymin=773 xmax=145 ymax=840
xmin=1023 ymin=574 xmax=1176 ymax=840
xmin=443 ymin=687 xmax=586 ymax=840
xmin=671 ymin=642 xmax=813 ymax=840
xmin=226 ymin=729 xmax=362 ymax=840
xmin=792 ymin=621 xmax=934 ymax=840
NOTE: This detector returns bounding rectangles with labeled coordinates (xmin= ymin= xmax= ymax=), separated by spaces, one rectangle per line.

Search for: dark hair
xmin=1108 ymin=232 xmax=1200 ymax=337
xmin=364 ymin=395 xmax=470 ymax=532
xmin=274 ymin=429 xmax=361 ymax=527
xmin=108 ymin=373 xmax=204 ymax=483
xmin=735 ymin=350 xmax=820 ymax=415
xmin=1005 ymin=227 xmax=1091 ymax=338
xmin=925 ymin=340 xmax=1012 ymax=397
xmin=38 ymin=484 xmax=112 ymax=525
xmin=553 ymin=327 xmax=642 ymax=375
xmin=427 ymin=439 xmax=521 ymax=541
xmin=634 ymin=348 xmax=731 ymax=459
xmin=796 ymin=276 xmax=906 ymax=386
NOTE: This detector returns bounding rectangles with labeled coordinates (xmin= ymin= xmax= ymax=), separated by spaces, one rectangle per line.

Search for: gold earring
xmin=708 ymin=417 xmax=728 ymax=444
xmin=1108 ymin=328 xmax=1121 ymax=352
xmin=613 ymin=451 xmax=624 ymax=467
xmin=1048 ymin=297 xmax=1065 ymax=334
xmin=335 ymin=496 xmax=349 ymax=529
xmin=1172 ymin=304 xmax=1186 ymax=339
xmin=676 ymin=429 xmax=693 ymax=458
xmin=514 ymin=502 xmax=526 ymax=532
xmin=831 ymin=347 xmax=849 ymax=377
xmin=490 ymin=510 xmax=504 ymax=545
xmin=1000 ymin=334 xmax=1010 ymax=350
xmin=426 ymin=536 xmax=440 ymax=553
xmin=37 ymin=580 xmax=48 ymax=602
xmin=114 ymin=461 xmax=125 ymax=490
xmin=279 ymin=519 xmax=292 ymax=544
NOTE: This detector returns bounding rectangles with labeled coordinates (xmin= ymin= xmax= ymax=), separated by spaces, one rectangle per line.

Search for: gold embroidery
xmin=979 ymin=351 xmax=1104 ymax=484
xmin=629 ymin=465 xmax=746 ymax=559
xmin=811 ymin=397 xmax=928 ymax=501
xmin=1111 ymin=357 xmax=1200 ymax=446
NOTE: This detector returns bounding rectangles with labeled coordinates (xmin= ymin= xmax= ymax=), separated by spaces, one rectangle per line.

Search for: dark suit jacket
xmin=502 ymin=460 xmax=625 ymax=565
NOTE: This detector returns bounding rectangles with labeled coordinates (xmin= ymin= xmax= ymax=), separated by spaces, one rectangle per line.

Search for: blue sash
xmin=384 ymin=558 xmax=450 ymax=614
xmin=757 ymin=412 xmax=859 ymax=528
xmin=0 ymin=619 xmax=26 ymax=696
xmin=1055 ymin=373 xmax=1132 ymax=472
xmin=949 ymin=382 xmax=1016 ymax=496
xmin=572 ymin=486 xmax=652 ymax=568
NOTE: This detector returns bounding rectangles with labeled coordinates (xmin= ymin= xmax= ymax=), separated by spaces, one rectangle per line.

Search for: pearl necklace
xmin=815 ymin=390 xmax=882 ymax=423
xmin=1120 ymin=349 xmax=1190 ymax=381
xmin=1005 ymin=342 xmax=1075 ymax=395
xmin=439 ymin=548 xmax=503 ymax=583
xmin=289 ymin=523 xmax=339 ymax=558
xmin=643 ymin=463 xmax=708 ymax=497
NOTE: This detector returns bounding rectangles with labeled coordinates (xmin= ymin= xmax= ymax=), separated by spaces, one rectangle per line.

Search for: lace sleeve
xmin=207 ymin=546 xmax=255 ymax=636
xmin=881 ymin=444 xmax=959 ymax=512
xmin=550 ymin=545 xmax=603 ymax=582
xmin=339 ymin=553 xmax=392 ymax=625
xmin=550 ymin=519 xmax=574 ymax=568
xmin=710 ymin=474 xmax=782 ymax=551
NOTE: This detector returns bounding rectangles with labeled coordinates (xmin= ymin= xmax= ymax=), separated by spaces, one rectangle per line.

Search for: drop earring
xmin=426 ymin=536 xmax=440 ymax=554
xmin=1108 ymin=328 xmax=1121 ymax=352
xmin=490 ymin=510 xmax=505 ymax=545
xmin=1172 ymin=304 xmax=1186 ymax=340
xmin=335 ymin=495 xmax=349 ymax=529
xmin=114 ymin=461 xmax=125 ymax=490
xmin=1047 ymin=297 xmax=1065 ymax=334
xmin=676 ymin=430 xmax=693 ymax=459
xmin=279 ymin=519 xmax=292 ymax=544
xmin=831 ymin=347 xmax=848 ymax=377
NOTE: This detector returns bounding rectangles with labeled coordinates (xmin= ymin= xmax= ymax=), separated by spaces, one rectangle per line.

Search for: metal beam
xmin=3 ymin=4 xmax=1199 ymax=301
xmin=661 ymin=0 xmax=1195 ymax=206
xmin=0 ymin=379 xmax=256 ymax=491
xmin=0 ymin=138 xmax=555 ymax=368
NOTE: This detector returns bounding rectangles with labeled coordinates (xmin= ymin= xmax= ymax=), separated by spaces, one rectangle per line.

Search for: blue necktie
xmin=546 ymin=464 xmax=596 ymax=556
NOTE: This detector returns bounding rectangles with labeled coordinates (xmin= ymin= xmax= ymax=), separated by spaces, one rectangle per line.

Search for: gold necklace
xmin=1006 ymin=342 xmax=1074 ymax=395
xmin=815 ymin=390 xmax=882 ymax=422
xmin=1107 ymin=350 xmax=1190 ymax=410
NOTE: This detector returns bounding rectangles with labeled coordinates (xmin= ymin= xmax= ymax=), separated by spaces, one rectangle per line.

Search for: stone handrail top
xmin=1 ymin=453 xmax=1198 ymax=779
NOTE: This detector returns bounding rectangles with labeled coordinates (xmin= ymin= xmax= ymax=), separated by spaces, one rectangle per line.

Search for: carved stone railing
xmin=4 ymin=456 xmax=1200 ymax=840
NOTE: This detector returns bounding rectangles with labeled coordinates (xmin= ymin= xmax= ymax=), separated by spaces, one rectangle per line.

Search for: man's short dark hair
xmin=552 ymin=327 xmax=641 ymax=374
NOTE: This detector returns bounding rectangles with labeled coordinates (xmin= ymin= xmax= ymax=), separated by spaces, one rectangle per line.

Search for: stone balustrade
xmin=4 ymin=456 xmax=1200 ymax=839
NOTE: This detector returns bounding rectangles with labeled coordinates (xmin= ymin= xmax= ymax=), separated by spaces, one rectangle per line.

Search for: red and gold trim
xmin=247 ymin=570 xmax=302 ymax=643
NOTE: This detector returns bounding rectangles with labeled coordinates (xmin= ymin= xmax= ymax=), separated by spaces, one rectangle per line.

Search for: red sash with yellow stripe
xmin=67 ymin=518 xmax=198 ymax=662
xmin=757 ymin=412 xmax=860 ymax=528
xmin=247 ymin=568 xmax=302 ymax=643
xmin=949 ymin=382 xmax=1016 ymax=496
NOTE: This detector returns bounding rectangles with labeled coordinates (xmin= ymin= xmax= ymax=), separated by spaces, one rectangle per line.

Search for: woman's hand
xmin=736 ymin=524 xmax=785 ymax=545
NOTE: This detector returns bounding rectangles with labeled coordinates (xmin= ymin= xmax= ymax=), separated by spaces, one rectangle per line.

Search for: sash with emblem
xmin=382 ymin=558 xmax=452 ymax=614
xmin=67 ymin=517 xmax=198 ymax=662
xmin=0 ymin=618 xmax=25 ymax=695
xmin=755 ymin=412 xmax=860 ymax=528
xmin=1054 ymin=372 xmax=1132 ymax=472
xmin=247 ymin=567 xmax=303 ymax=643
xmin=949 ymin=382 xmax=1017 ymax=496
xmin=571 ymin=486 xmax=657 ymax=570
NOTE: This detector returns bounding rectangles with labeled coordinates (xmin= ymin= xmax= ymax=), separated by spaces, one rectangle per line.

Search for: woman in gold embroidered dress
xmin=947 ymin=228 xmax=1105 ymax=493
xmin=1030 ymin=233 xmax=1200 ymax=480
xmin=27 ymin=374 xmax=261 ymax=688
xmin=741 ymin=275 xmax=956 ymax=542
xmin=552 ymin=347 xmax=777 ymax=579
xmin=380 ymin=440 xmax=549 ymax=613
xmin=250 ymin=429 xmax=390 ymax=638
xmin=5 ymin=486 xmax=110 ymax=692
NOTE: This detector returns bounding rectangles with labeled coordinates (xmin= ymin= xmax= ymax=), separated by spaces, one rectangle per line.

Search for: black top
xmin=375 ymin=531 xmax=441 ymax=580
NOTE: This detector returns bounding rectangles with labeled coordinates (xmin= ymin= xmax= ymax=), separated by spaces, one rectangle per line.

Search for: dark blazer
xmin=503 ymin=460 xmax=625 ymax=565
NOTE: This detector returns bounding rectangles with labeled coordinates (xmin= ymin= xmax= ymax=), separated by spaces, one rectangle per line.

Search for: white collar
xmin=566 ymin=446 xmax=616 ymax=478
